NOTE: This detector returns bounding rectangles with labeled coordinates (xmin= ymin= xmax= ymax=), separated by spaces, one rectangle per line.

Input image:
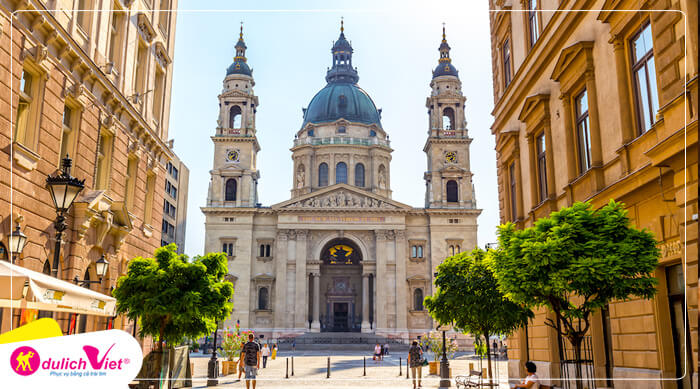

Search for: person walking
xmin=261 ymin=344 xmax=270 ymax=368
xmin=408 ymin=340 xmax=423 ymax=389
xmin=384 ymin=342 xmax=390 ymax=356
xmin=240 ymin=333 xmax=261 ymax=389
xmin=271 ymin=344 xmax=277 ymax=360
xmin=374 ymin=343 xmax=382 ymax=362
xmin=292 ymin=339 xmax=296 ymax=353
xmin=237 ymin=341 xmax=246 ymax=380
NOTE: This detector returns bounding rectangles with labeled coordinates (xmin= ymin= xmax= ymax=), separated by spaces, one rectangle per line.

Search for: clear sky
xmin=168 ymin=0 xmax=500 ymax=257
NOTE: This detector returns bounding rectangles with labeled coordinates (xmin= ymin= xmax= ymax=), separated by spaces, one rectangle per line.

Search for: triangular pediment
xmin=219 ymin=89 xmax=254 ymax=99
xmin=272 ymin=184 xmax=411 ymax=211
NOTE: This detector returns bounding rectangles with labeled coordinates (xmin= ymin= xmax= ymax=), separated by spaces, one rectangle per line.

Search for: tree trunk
xmin=571 ymin=336 xmax=584 ymax=389
xmin=484 ymin=332 xmax=492 ymax=381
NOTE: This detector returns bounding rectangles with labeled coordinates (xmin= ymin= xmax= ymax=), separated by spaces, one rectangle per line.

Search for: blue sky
xmin=169 ymin=1 xmax=499 ymax=256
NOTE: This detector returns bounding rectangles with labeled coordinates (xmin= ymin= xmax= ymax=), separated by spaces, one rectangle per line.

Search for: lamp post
xmin=207 ymin=321 xmax=219 ymax=386
xmin=73 ymin=255 xmax=109 ymax=286
xmin=437 ymin=324 xmax=451 ymax=388
xmin=46 ymin=155 xmax=85 ymax=278
xmin=8 ymin=223 xmax=27 ymax=264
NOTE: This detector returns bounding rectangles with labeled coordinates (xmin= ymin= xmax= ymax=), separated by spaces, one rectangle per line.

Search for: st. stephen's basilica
xmin=202 ymin=21 xmax=481 ymax=340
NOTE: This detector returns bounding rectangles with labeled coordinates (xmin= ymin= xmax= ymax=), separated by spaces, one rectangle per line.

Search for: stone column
xmin=585 ymin=69 xmax=604 ymax=191
xmin=560 ymin=93 xmax=577 ymax=184
xmin=311 ymin=272 xmax=321 ymax=332
xmin=375 ymin=231 xmax=387 ymax=333
xmin=361 ymin=273 xmax=371 ymax=332
xmin=394 ymin=230 xmax=408 ymax=336
xmin=273 ymin=231 xmax=289 ymax=332
xmin=294 ymin=230 xmax=308 ymax=330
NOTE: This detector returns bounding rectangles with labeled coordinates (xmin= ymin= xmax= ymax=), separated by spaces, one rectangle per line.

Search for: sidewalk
xmin=188 ymin=351 xmax=510 ymax=388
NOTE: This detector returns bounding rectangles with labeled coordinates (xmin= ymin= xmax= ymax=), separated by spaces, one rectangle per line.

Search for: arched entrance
xmin=318 ymin=238 xmax=362 ymax=332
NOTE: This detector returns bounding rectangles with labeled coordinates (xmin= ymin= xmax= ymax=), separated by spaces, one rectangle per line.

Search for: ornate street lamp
xmin=8 ymin=223 xmax=28 ymax=264
xmin=74 ymin=255 xmax=109 ymax=286
xmin=46 ymin=155 xmax=85 ymax=278
xmin=437 ymin=324 xmax=451 ymax=388
xmin=207 ymin=321 xmax=220 ymax=386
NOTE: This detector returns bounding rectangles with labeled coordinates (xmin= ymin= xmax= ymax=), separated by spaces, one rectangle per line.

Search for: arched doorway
xmin=318 ymin=238 xmax=363 ymax=332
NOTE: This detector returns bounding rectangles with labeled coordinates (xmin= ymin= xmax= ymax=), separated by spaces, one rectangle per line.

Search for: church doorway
xmin=318 ymin=238 xmax=363 ymax=332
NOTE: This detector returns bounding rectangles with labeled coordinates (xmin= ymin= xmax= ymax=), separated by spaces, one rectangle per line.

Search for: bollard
xmin=291 ymin=356 xmax=294 ymax=376
xmin=285 ymin=358 xmax=289 ymax=379
xmin=363 ymin=356 xmax=366 ymax=376
xmin=327 ymin=356 xmax=330 ymax=378
xmin=399 ymin=357 xmax=402 ymax=376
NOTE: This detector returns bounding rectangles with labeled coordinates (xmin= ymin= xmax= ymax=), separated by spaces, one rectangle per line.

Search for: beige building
xmin=488 ymin=1 xmax=697 ymax=388
xmin=0 ymin=0 xmax=178 ymax=347
xmin=202 ymin=25 xmax=481 ymax=339
xmin=161 ymin=147 xmax=188 ymax=254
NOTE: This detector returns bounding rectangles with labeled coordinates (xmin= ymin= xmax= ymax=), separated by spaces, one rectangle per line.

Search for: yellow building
xmin=0 ymin=0 xmax=179 ymax=352
xmin=488 ymin=1 xmax=697 ymax=388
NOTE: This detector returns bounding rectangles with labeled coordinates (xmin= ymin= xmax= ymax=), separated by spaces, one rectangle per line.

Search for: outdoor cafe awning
xmin=0 ymin=261 xmax=116 ymax=317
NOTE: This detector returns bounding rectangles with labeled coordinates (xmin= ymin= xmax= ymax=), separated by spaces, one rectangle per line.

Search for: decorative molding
xmin=136 ymin=13 xmax=156 ymax=43
xmin=284 ymin=190 xmax=398 ymax=209
xmin=154 ymin=41 xmax=172 ymax=67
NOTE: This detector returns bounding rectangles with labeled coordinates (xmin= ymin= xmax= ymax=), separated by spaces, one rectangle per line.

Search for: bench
xmin=455 ymin=370 xmax=483 ymax=389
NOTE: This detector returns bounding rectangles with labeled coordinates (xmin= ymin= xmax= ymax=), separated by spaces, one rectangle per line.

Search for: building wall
xmin=161 ymin=150 xmax=188 ymax=253
xmin=489 ymin=0 xmax=697 ymax=388
xmin=0 ymin=0 xmax=178 ymax=352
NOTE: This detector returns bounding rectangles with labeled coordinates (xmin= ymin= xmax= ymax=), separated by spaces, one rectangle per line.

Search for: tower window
xmin=222 ymin=242 xmax=235 ymax=257
xmin=318 ymin=163 xmax=329 ymax=187
xmin=411 ymin=245 xmax=424 ymax=258
xmin=442 ymin=107 xmax=455 ymax=130
xmin=336 ymin=162 xmax=348 ymax=184
xmin=355 ymin=163 xmax=365 ymax=187
xmin=446 ymin=180 xmax=458 ymax=202
xmin=337 ymin=126 xmax=346 ymax=134
xmin=225 ymin=178 xmax=237 ymax=201
xmin=369 ymin=130 xmax=376 ymax=137
xmin=259 ymin=244 xmax=271 ymax=258
xmin=229 ymin=105 xmax=242 ymax=129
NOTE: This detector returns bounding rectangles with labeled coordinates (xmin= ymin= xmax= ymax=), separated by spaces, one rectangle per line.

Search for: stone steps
xmin=277 ymin=332 xmax=410 ymax=351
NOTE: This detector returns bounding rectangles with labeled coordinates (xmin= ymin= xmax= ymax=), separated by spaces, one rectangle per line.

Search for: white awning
xmin=0 ymin=261 xmax=116 ymax=317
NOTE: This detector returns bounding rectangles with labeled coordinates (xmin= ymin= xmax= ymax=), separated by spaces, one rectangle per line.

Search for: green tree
xmin=490 ymin=200 xmax=659 ymax=388
xmin=424 ymin=248 xmax=533 ymax=380
xmin=113 ymin=243 xmax=233 ymax=356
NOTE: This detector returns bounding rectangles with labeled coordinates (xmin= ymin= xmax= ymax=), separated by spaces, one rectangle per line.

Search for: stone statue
xmin=296 ymin=168 xmax=305 ymax=188
xmin=378 ymin=169 xmax=387 ymax=189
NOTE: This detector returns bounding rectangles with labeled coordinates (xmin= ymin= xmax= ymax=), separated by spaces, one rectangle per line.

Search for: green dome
xmin=302 ymin=82 xmax=382 ymax=128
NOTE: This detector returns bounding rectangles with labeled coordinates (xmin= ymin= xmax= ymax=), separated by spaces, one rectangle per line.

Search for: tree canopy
xmin=113 ymin=244 xmax=234 ymax=351
xmin=424 ymin=248 xmax=533 ymax=377
xmin=489 ymin=200 xmax=659 ymax=347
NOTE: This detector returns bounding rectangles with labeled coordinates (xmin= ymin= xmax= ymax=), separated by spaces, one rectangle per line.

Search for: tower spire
xmin=432 ymin=24 xmax=458 ymax=78
xmin=240 ymin=21 xmax=244 ymax=39
xmin=341 ymin=16 xmax=344 ymax=33
xmin=326 ymin=19 xmax=359 ymax=83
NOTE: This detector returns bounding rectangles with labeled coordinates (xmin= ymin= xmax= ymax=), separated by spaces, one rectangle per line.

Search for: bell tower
xmin=423 ymin=26 xmax=476 ymax=209
xmin=207 ymin=25 xmax=260 ymax=208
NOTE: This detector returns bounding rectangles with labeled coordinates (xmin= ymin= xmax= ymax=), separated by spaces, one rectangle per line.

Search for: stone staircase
xmin=276 ymin=332 xmax=410 ymax=351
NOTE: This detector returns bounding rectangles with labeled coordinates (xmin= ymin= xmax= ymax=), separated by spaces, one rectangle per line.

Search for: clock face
xmin=226 ymin=149 xmax=240 ymax=163
xmin=445 ymin=151 xmax=457 ymax=163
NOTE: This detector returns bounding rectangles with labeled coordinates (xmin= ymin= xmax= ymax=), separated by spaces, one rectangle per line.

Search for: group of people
xmin=235 ymin=333 xmax=278 ymax=389
xmin=372 ymin=342 xmax=390 ymax=361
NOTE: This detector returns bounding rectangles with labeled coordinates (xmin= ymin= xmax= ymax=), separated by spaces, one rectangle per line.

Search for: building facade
xmin=161 ymin=147 xmax=188 ymax=253
xmin=0 ymin=0 xmax=178 ymax=345
xmin=488 ymin=1 xmax=697 ymax=388
xmin=202 ymin=25 xmax=481 ymax=339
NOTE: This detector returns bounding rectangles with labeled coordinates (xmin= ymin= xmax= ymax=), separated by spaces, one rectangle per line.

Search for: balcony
xmin=215 ymin=127 xmax=255 ymax=137
xmin=293 ymin=136 xmax=390 ymax=148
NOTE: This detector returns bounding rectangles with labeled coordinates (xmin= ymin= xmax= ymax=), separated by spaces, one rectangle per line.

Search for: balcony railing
xmin=215 ymin=127 xmax=255 ymax=137
xmin=293 ymin=136 xmax=391 ymax=148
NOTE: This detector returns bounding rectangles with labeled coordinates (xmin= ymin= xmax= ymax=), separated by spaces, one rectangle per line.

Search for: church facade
xmin=202 ymin=23 xmax=481 ymax=339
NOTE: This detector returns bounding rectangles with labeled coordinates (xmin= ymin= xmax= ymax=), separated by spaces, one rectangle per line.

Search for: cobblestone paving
xmin=188 ymin=351 xmax=511 ymax=389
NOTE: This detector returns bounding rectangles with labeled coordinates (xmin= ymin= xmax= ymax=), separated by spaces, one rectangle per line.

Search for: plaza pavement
xmin=188 ymin=350 xmax=511 ymax=389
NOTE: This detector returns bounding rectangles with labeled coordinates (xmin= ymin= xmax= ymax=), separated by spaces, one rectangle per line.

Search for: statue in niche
xmin=296 ymin=167 xmax=305 ymax=188
xmin=378 ymin=169 xmax=387 ymax=189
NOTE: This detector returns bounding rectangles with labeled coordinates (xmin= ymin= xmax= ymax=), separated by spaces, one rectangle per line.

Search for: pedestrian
xmin=374 ymin=343 xmax=382 ymax=362
xmin=292 ymin=339 xmax=296 ymax=353
xmin=271 ymin=344 xmax=277 ymax=360
xmin=237 ymin=341 xmax=246 ymax=380
xmin=261 ymin=343 xmax=270 ymax=368
xmin=384 ymin=342 xmax=390 ymax=356
xmin=511 ymin=361 xmax=539 ymax=389
xmin=240 ymin=333 xmax=261 ymax=389
xmin=408 ymin=340 xmax=423 ymax=389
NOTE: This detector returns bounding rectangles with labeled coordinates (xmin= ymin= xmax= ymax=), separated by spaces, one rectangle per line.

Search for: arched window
xmin=258 ymin=287 xmax=269 ymax=310
xmin=354 ymin=163 xmax=365 ymax=187
xmin=449 ymin=245 xmax=455 ymax=256
xmin=414 ymin=288 xmax=424 ymax=311
xmin=456 ymin=245 xmax=461 ymax=254
xmin=446 ymin=180 xmax=458 ymax=202
xmin=318 ymin=163 xmax=329 ymax=187
xmin=336 ymin=162 xmax=347 ymax=184
xmin=442 ymin=107 xmax=455 ymax=130
xmin=229 ymin=105 xmax=242 ymax=129
xmin=225 ymin=178 xmax=237 ymax=201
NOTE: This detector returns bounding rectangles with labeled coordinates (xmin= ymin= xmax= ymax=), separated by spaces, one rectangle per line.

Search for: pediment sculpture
xmin=286 ymin=190 xmax=397 ymax=209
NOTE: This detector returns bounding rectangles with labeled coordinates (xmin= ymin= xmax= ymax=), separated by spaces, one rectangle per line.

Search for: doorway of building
xmin=333 ymin=303 xmax=349 ymax=331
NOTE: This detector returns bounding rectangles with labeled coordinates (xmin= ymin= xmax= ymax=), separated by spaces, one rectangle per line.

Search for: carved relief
xmin=286 ymin=190 xmax=397 ymax=209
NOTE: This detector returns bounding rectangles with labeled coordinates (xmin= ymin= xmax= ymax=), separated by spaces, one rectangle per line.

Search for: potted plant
xmin=419 ymin=331 xmax=458 ymax=375
xmin=220 ymin=325 xmax=247 ymax=375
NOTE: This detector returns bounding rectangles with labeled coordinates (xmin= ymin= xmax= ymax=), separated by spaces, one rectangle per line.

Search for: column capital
xmin=296 ymin=229 xmax=309 ymax=240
